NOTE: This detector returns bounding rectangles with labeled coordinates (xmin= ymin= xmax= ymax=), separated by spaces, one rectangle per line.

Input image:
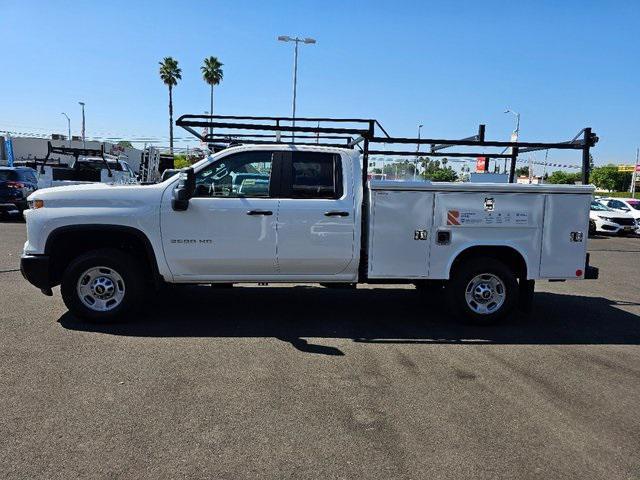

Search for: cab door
xmin=160 ymin=150 xmax=279 ymax=279
xmin=275 ymin=151 xmax=356 ymax=275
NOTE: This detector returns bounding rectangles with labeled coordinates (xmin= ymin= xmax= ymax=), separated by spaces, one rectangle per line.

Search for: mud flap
xmin=518 ymin=279 xmax=535 ymax=313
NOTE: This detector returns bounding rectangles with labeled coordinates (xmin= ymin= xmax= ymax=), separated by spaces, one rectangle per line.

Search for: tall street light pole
xmin=78 ymin=102 xmax=86 ymax=148
xmin=504 ymin=108 xmax=520 ymax=174
xmin=278 ymin=35 xmax=316 ymax=140
xmin=61 ymin=113 xmax=71 ymax=146
xmin=414 ymin=124 xmax=423 ymax=180
xmin=632 ymin=147 xmax=639 ymax=199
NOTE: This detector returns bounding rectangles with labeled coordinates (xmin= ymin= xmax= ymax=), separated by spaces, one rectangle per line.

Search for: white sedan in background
xmin=589 ymin=201 xmax=637 ymax=235
xmin=597 ymin=197 xmax=640 ymax=231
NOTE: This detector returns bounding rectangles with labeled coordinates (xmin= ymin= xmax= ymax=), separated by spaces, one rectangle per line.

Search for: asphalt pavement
xmin=1 ymin=221 xmax=639 ymax=480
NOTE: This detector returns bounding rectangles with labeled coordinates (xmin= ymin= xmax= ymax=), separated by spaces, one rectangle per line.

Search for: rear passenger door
xmin=275 ymin=151 xmax=356 ymax=275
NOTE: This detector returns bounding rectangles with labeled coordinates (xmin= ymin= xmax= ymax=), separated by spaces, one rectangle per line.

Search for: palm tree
xmin=158 ymin=57 xmax=182 ymax=154
xmin=201 ymin=56 xmax=224 ymax=134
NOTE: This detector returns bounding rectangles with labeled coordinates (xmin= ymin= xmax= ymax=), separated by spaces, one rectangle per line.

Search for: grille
xmin=612 ymin=217 xmax=635 ymax=226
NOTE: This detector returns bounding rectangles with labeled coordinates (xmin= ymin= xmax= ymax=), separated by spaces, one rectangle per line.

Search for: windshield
xmin=591 ymin=201 xmax=612 ymax=211
xmin=627 ymin=200 xmax=640 ymax=210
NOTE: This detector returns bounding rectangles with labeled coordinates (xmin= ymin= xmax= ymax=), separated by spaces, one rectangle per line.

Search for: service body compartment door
xmin=540 ymin=194 xmax=590 ymax=278
xmin=429 ymin=193 xmax=544 ymax=279
xmin=368 ymin=190 xmax=434 ymax=278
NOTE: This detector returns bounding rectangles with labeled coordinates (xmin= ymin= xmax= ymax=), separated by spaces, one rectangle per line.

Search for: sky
xmin=1 ymin=0 xmax=639 ymax=170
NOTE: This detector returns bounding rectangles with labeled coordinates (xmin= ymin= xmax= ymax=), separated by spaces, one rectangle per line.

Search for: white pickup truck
xmin=20 ymin=116 xmax=599 ymax=324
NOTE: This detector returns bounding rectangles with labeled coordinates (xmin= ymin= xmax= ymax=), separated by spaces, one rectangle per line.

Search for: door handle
xmin=324 ymin=211 xmax=349 ymax=217
xmin=246 ymin=210 xmax=273 ymax=216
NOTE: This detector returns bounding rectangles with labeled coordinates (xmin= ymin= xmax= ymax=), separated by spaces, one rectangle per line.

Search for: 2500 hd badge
xmin=170 ymin=239 xmax=213 ymax=245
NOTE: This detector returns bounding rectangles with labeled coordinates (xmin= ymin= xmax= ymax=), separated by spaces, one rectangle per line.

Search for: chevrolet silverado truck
xmin=20 ymin=115 xmax=599 ymax=323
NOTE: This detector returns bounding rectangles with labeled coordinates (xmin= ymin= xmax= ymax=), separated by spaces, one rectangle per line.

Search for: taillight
xmin=6 ymin=181 xmax=25 ymax=189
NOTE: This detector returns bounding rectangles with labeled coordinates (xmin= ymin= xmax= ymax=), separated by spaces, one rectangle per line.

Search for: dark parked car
xmin=0 ymin=167 xmax=39 ymax=217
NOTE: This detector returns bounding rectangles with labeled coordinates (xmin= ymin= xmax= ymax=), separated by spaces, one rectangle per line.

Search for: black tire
xmin=588 ymin=220 xmax=596 ymax=236
xmin=61 ymin=248 xmax=144 ymax=322
xmin=446 ymin=257 xmax=519 ymax=325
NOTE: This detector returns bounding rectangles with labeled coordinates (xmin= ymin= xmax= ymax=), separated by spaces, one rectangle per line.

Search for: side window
xmin=194 ymin=151 xmax=273 ymax=198
xmin=289 ymin=152 xmax=342 ymax=199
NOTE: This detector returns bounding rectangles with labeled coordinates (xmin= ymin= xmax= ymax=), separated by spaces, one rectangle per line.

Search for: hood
xmin=27 ymin=182 xmax=164 ymax=206
xmin=592 ymin=210 xmax=633 ymax=220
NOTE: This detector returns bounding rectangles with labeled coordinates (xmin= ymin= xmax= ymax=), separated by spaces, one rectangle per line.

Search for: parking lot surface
xmin=1 ymin=221 xmax=639 ymax=480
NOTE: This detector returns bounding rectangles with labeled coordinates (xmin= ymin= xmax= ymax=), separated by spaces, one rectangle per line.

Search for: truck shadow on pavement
xmin=59 ymin=286 xmax=640 ymax=355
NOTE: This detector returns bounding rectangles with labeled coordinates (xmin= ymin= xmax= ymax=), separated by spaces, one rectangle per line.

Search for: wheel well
xmin=450 ymin=246 xmax=527 ymax=279
xmin=45 ymin=225 xmax=160 ymax=287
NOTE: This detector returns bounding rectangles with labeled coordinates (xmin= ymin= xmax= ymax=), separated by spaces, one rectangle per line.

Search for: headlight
xmin=27 ymin=200 xmax=44 ymax=209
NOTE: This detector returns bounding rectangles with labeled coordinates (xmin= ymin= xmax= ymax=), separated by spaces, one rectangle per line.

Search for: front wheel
xmin=61 ymin=248 xmax=144 ymax=321
xmin=446 ymin=257 xmax=519 ymax=325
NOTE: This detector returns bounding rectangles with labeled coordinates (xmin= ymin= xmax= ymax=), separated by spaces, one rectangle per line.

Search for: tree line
xmin=518 ymin=164 xmax=633 ymax=190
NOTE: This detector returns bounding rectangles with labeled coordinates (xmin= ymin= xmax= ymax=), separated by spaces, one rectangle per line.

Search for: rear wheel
xmin=446 ymin=257 xmax=518 ymax=325
xmin=61 ymin=248 xmax=144 ymax=321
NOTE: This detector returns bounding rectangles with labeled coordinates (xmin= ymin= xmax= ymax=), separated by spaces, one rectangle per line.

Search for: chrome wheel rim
xmin=464 ymin=273 xmax=506 ymax=315
xmin=76 ymin=266 xmax=125 ymax=312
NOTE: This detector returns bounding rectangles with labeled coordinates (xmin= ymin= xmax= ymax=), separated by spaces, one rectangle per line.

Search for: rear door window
xmin=287 ymin=152 xmax=342 ymax=199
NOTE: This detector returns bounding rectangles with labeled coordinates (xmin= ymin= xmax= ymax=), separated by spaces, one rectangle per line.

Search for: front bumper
xmin=20 ymin=254 xmax=52 ymax=290
xmin=597 ymin=220 xmax=636 ymax=234
xmin=0 ymin=202 xmax=23 ymax=215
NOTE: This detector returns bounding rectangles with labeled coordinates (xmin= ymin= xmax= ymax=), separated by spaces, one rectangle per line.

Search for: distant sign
xmin=618 ymin=165 xmax=635 ymax=173
xmin=4 ymin=136 xmax=14 ymax=167
xmin=476 ymin=157 xmax=487 ymax=172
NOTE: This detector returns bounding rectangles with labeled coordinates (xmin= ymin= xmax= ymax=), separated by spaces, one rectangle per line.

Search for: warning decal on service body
xmin=446 ymin=209 xmax=529 ymax=226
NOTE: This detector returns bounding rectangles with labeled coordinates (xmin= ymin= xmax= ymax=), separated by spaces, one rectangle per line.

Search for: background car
xmin=0 ymin=167 xmax=38 ymax=218
xmin=589 ymin=200 xmax=636 ymax=235
xmin=597 ymin=197 xmax=640 ymax=231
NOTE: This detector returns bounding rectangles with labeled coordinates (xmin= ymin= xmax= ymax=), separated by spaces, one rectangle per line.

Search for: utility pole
xmin=61 ymin=113 xmax=71 ymax=146
xmin=277 ymin=35 xmax=316 ymax=139
xmin=78 ymin=102 xmax=86 ymax=148
xmin=414 ymin=124 xmax=423 ymax=180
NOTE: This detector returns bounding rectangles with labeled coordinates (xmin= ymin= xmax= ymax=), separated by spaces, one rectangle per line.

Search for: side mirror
xmin=172 ymin=168 xmax=195 ymax=211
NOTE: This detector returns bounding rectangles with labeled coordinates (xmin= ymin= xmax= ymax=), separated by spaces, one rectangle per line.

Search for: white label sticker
xmin=446 ymin=210 xmax=529 ymax=226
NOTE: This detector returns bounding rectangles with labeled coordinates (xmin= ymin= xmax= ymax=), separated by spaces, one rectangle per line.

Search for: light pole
xmin=61 ymin=113 xmax=71 ymax=146
xmin=414 ymin=124 xmax=423 ymax=180
xmin=504 ymin=108 xmax=520 ymax=173
xmin=278 ymin=35 xmax=316 ymax=138
xmin=78 ymin=102 xmax=86 ymax=148
xmin=632 ymin=147 xmax=639 ymax=199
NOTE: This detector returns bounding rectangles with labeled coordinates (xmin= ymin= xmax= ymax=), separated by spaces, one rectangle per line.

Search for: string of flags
xmin=515 ymin=157 xmax=581 ymax=170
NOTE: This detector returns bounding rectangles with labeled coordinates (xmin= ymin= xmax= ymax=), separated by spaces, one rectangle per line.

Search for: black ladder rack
xmin=175 ymin=114 xmax=598 ymax=185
